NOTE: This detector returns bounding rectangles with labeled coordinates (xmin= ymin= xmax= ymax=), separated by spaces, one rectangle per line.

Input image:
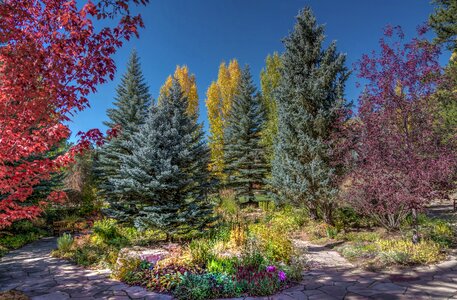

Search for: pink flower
xmin=266 ymin=265 xmax=276 ymax=272
xmin=278 ymin=271 xmax=286 ymax=282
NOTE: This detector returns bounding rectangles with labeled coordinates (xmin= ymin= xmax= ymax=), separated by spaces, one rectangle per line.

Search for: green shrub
xmin=258 ymin=200 xmax=275 ymax=212
xmin=217 ymin=196 xmax=239 ymax=222
xmin=61 ymin=215 xmax=82 ymax=226
xmin=173 ymin=273 xmax=241 ymax=300
xmin=283 ymin=252 xmax=307 ymax=282
xmin=266 ymin=206 xmax=307 ymax=232
xmin=117 ymin=226 xmax=162 ymax=246
xmin=57 ymin=233 xmax=73 ymax=253
xmin=0 ymin=220 xmax=48 ymax=257
xmin=92 ymin=219 xmax=128 ymax=247
xmin=207 ymin=257 xmax=237 ymax=275
xmin=11 ymin=220 xmax=36 ymax=233
xmin=325 ymin=225 xmax=339 ymax=239
xmin=0 ymin=245 xmax=7 ymax=257
xmin=0 ymin=234 xmax=28 ymax=249
xmin=205 ymin=224 xmax=231 ymax=242
xmin=93 ymin=219 xmax=119 ymax=240
xmin=72 ymin=243 xmax=118 ymax=267
xmin=342 ymin=231 xmax=381 ymax=243
xmin=416 ymin=216 xmax=455 ymax=247
xmin=112 ymin=256 xmax=141 ymax=282
xmin=403 ymin=214 xmax=455 ymax=247
xmin=189 ymin=238 xmax=214 ymax=265
xmin=334 ymin=207 xmax=375 ymax=229
xmin=0 ymin=231 xmax=46 ymax=250
xmin=73 ymin=245 xmax=103 ymax=266
xmin=248 ymin=223 xmax=293 ymax=263
xmin=302 ymin=221 xmax=329 ymax=240
xmin=240 ymin=239 xmax=267 ymax=270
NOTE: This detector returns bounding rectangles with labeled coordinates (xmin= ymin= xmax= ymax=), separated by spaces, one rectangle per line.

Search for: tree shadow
xmin=285 ymin=247 xmax=457 ymax=300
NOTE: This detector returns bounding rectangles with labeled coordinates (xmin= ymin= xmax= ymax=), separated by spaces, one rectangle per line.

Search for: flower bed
xmin=53 ymin=213 xmax=308 ymax=299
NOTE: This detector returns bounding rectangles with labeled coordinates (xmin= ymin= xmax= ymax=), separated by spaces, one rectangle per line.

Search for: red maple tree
xmin=0 ymin=0 xmax=147 ymax=228
xmin=345 ymin=26 xmax=456 ymax=230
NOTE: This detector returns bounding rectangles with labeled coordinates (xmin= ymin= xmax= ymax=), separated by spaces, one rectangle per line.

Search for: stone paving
xmin=1 ymin=237 xmax=457 ymax=299
xmin=0 ymin=237 xmax=171 ymax=299
xmin=273 ymin=246 xmax=457 ymax=300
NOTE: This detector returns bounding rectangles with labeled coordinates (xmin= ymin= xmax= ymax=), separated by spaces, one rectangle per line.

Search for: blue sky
xmin=69 ymin=0 xmax=449 ymax=141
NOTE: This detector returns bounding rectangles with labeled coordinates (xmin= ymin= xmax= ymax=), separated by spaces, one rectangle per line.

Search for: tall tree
xmin=0 ymin=0 xmax=147 ymax=228
xmin=429 ymin=0 xmax=457 ymax=50
xmin=206 ymin=60 xmax=242 ymax=180
xmin=159 ymin=65 xmax=199 ymax=119
xmin=435 ymin=53 xmax=457 ymax=147
xmin=224 ymin=66 xmax=268 ymax=206
xmin=271 ymin=8 xmax=349 ymax=224
xmin=260 ymin=52 xmax=282 ymax=165
xmin=346 ymin=26 xmax=456 ymax=230
xmin=96 ymin=50 xmax=151 ymax=221
xmin=430 ymin=0 xmax=457 ymax=148
xmin=112 ymin=80 xmax=215 ymax=237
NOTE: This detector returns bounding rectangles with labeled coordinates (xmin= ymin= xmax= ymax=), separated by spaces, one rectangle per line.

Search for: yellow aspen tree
xmin=160 ymin=65 xmax=199 ymax=118
xmin=260 ymin=52 xmax=282 ymax=164
xmin=205 ymin=59 xmax=241 ymax=179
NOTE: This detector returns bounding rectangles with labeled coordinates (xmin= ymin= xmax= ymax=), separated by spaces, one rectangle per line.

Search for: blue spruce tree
xmin=224 ymin=66 xmax=268 ymax=207
xmin=95 ymin=50 xmax=151 ymax=221
xmin=112 ymin=79 xmax=215 ymax=238
xmin=271 ymin=8 xmax=349 ymax=224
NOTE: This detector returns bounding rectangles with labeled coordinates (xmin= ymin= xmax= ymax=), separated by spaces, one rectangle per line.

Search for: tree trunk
xmin=309 ymin=204 xmax=318 ymax=220
xmin=412 ymin=208 xmax=419 ymax=244
xmin=322 ymin=203 xmax=335 ymax=226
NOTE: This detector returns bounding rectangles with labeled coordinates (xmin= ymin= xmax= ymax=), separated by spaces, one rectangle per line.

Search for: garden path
xmin=1 ymin=236 xmax=457 ymax=300
xmin=0 ymin=237 xmax=172 ymax=300
xmin=266 ymin=239 xmax=457 ymax=300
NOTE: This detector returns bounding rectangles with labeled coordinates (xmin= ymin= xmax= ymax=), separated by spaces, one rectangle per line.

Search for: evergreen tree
xmin=224 ymin=67 xmax=268 ymax=206
xmin=435 ymin=53 xmax=457 ymax=148
xmin=430 ymin=0 xmax=457 ymax=50
xmin=95 ymin=50 xmax=151 ymax=221
xmin=112 ymin=80 xmax=215 ymax=237
xmin=271 ymin=8 xmax=349 ymax=224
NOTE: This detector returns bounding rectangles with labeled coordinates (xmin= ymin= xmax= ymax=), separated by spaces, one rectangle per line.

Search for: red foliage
xmin=0 ymin=0 xmax=147 ymax=228
xmin=345 ymin=26 xmax=456 ymax=229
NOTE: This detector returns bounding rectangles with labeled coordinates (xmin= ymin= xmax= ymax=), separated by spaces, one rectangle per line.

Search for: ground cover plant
xmin=0 ymin=220 xmax=48 ymax=258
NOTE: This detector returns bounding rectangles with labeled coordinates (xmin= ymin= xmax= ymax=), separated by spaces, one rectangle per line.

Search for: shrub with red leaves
xmin=0 ymin=0 xmax=148 ymax=228
xmin=345 ymin=26 xmax=457 ymax=230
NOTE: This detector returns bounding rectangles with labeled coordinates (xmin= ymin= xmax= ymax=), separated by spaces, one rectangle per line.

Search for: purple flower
xmin=266 ymin=265 xmax=276 ymax=272
xmin=278 ymin=271 xmax=287 ymax=282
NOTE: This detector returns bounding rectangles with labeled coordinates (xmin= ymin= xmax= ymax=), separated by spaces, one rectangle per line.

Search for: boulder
xmin=116 ymin=246 xmax=170 ymax=267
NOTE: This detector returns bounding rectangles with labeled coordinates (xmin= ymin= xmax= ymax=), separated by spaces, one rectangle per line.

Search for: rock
xmin=0 ymin=290 xmax=30 ymax=300
xmin=116 ymin=246 xmax=169 ymax=267
xmin=31 ymin=291 xmax=70 ymax=300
